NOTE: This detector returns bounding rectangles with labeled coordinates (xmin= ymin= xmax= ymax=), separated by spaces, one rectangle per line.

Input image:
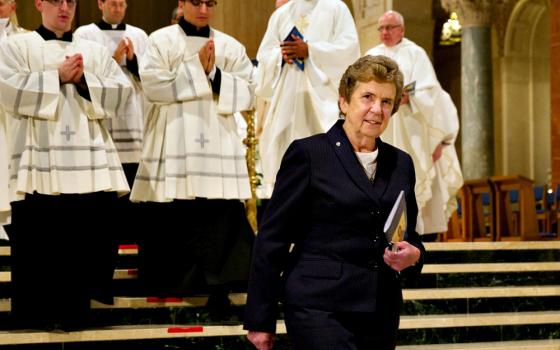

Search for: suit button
xmin=373 ymin=263 xmax=379 ymax=270
xmin=370 ymin=211 xmax=375 ymax=215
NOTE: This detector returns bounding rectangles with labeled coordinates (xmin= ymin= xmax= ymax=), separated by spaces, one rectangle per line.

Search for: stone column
xmin=551 ymin=0 xmax=560 ymax=188
xmin=442 ymin=0 xmax=495 ymax=179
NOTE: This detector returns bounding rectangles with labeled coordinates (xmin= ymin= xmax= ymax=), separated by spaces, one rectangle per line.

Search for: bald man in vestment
xmin=366 ymin=11 xmax=463 ymax=240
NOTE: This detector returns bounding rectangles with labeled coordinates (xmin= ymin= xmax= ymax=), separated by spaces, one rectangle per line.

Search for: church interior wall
xmin=394 ymin=0 xmax=434 ymax=58
xmin=492 ymin=26 xmax=504 ymax=177
xmin=432 ymin=1 xmax=462 ymax=161
xmin=531 ymin=12 xmax=551 ymax=185
xmin=500 ymin=0 xmax=550 ymax=185
xmin=350 ymin=0 xmax=391 ymax=54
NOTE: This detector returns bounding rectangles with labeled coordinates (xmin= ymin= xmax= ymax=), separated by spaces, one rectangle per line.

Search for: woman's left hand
xmin=383 ymin=241 xmax=421 ymax=272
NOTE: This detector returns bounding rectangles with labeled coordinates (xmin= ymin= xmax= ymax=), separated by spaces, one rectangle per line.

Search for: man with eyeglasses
xmin=0 ymin=0 xmax=132 ymax=331
xmin=366 ymin=10 xmax=463 ymax=242
xmin=130 ymin=0 xmax=255 ymax=312
xmin=255 ymin=0 xmax=360 ymax=198
xmin=74 ymin=0 xmax=148 ymax=249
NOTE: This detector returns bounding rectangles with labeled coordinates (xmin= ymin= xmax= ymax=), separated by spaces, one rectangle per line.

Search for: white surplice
xmin=0 ymin=109 xmax=9 ymax=238
xmin=256 ymin=0 xmax=360 ymax=197
xmin=74 ymin=23 xmax=149 ymax=163
xmin=130 ymin=25 xmax=254 ymax=202
xmin=0 ymin=21 xmax=27 ymax=237
xmin=0 ymin=21 xmax=27 ymax=41
xmin=0 ymin=32 xmax=132 ymax=202
xmin=366 ymin=38 xmax=464 ymax=234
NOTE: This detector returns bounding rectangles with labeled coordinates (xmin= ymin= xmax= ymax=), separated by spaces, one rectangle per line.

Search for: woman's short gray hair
xmin=338 ymin=55 xmax=404 ymax=115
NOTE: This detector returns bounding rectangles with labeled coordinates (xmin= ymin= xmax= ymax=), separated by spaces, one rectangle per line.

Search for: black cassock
xmin=138 ymin=198 xmax=254 ymax=297
xmin=7 ymin=192 xmax=118 ymax=330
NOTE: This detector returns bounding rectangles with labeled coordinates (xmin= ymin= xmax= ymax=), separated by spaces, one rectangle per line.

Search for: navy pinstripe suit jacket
xmin=244 ymin=119 xmax=425 ymax=333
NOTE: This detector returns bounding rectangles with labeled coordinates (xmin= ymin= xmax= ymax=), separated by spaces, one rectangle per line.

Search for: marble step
xmin=423 ymin=262 xmax=560 ymax=274
xmin=0 ymin=285 xmax=557 ymax=312
xmin=0 ymin=269 xmax=136 ymax=283
xmin=0 ymin=311 xmax=558 ymax=345
xmin=2 ymin=260 xmax=559 ymax=284
xmin=0 ymin=241 xmax=559 ymax=259
xmin=424 ymin=241 xmax=560 ymax=251
xmin=397 ymin=339 xmax=560 ymax=350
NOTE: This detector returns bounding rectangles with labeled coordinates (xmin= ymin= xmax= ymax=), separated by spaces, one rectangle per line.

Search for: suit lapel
xmin=327 ymin=120 xmax=391 ymax=206
xmin=370 ymin=140 xmax=392 ymax=203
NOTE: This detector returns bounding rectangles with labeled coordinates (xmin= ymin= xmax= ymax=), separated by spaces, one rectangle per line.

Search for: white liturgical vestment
xmin=0 ymin=20 xmax=26 ymax=238
xmin=366 ymin=38 xmax=464 ymax=234
xmin=0 ymin=109 xmax=9 ymax=236
xmin=0 ymin=19 xmax=27 ymax=239
xmin=130 ymin=25 xmax=254 ymax=202
xmin=256 ymin=0 xmax=360 ymax=197
xmin=0 ymin=32 xmax=132 ymax=203
xmin=74 ymin=22 xmax=148 ymax=163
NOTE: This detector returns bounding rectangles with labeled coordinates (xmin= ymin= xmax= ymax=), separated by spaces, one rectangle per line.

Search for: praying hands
xmin=199 ymin=39 xmax=215 ymax=75
xmin=59 ymin=53 xmax=84 ymax=84
xmin=113 ymin=37 xmax=135 ymax=63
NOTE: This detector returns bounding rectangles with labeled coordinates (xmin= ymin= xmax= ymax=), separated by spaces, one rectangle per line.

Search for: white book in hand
xmin=383 ymin=190 xmax=407 ymax=252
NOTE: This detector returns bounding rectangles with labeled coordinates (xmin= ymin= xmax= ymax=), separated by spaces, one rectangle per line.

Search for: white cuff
xmin=208 ymin=65 xmax=217 ymax=80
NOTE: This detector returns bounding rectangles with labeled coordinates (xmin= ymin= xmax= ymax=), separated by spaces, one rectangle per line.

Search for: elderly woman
xmin=244 ymin=55 xmax=425 ymax=350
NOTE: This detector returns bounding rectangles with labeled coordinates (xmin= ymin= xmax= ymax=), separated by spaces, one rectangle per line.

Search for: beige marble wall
xmin=394 ymin=0 xmax=434 ymax=58
xmin=500 ymin=0 xmax=550 ymax=185
xmin=350 ymin=0 xmax=391 ymax=54
xmin=551 ymin=0 xmax=560 ymax=188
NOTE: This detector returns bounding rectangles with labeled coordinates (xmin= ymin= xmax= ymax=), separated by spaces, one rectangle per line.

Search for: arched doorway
xmin=501 ymin=0 xmax=550 ymax=184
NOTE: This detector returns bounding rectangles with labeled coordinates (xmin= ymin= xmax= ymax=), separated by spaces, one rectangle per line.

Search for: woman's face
xmin=340 ymin=79 xmax=396 ymax=140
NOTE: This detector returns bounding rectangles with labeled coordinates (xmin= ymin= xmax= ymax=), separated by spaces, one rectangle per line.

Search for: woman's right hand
xmin=247 ymin=330 xmax=275 ymax=350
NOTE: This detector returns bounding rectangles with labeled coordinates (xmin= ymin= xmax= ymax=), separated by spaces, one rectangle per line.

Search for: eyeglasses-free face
xmin=42 ymin=0 xmax=76 ymax=8
xmin=0 ymin=0 xmax=16 ymax=19
xmin=187 ymin=0 xmax=217 ymax=7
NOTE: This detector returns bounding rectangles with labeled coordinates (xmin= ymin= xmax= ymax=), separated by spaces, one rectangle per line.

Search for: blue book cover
xmin=283 ymin=26 xmax=305 ymax=71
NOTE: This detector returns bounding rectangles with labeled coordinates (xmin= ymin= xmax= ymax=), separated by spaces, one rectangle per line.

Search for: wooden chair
xmin=443 ymin=193 xmax=466 ymax=242
xmin=553 ymin=184 xmax=560 ymax=239
xmin=534 ymin=185 xmax=552 ymax=236
xmin=461 ymin=178 xmax=494 ymax=241
xmin=490 ymin=175 xmax=539 ymax=241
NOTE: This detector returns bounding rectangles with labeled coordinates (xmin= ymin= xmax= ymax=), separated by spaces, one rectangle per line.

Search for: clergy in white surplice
xmin=74 ymin=0 xmax=148 ymax=166
xmin=0 ymin=0 xmax=27 ymax=240
xmin=130 ymin=0 xmax=255 ymax=301
xmin=366 ymin=11 xmax=463 ymax=237
xmin=74 ymin=0 xmax=149 ymax=246
xmin=0 ymin=0 xmax=132 ymax=330
xmin=256 ymin=0 xmax=360 ymax=197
